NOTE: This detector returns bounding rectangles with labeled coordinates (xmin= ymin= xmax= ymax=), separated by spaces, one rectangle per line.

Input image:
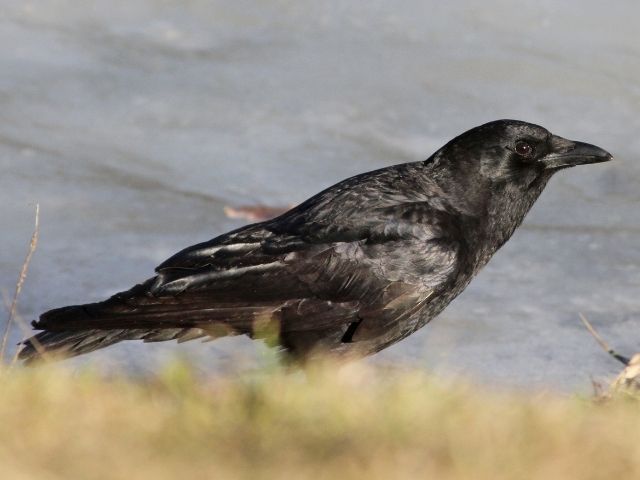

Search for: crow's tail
xmin=17 ymin=278 xmax=222 ymax=364
xmin=18 ymin=324 xmax=209 ymax=365
xmin=20 ymin=328 xmax=135 ymax=364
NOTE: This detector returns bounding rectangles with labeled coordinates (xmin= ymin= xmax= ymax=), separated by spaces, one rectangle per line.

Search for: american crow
xmin=19 ymin=120 xmax=612 ymax=363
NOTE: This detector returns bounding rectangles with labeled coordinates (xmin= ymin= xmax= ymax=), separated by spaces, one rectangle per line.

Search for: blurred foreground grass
xmin=0 ymin=362 xmax=638 ymax=480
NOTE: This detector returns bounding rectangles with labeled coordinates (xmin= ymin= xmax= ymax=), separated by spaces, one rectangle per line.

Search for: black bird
xmin=19 ymin=120 xmax=612 ymax=363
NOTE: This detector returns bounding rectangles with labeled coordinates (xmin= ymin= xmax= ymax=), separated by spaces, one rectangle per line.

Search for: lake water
xmin=1 ymin=1 xmax=639 ymax=391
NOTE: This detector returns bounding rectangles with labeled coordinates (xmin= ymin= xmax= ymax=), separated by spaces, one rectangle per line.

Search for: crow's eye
xmin=514 ymin=140 xmax=535 ymax=158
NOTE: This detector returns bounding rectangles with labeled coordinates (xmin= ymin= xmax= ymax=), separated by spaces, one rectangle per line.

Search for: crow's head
xmin=441 ymin=119 xmax=612 ymax=185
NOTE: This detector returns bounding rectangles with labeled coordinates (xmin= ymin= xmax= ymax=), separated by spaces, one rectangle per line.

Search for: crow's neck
xmin=475 ymin=173 xmax=552 ymax=266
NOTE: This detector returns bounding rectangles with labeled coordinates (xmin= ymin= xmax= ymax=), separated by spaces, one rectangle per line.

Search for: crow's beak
xmin=542 ymin=135 xmax=613 ymax=170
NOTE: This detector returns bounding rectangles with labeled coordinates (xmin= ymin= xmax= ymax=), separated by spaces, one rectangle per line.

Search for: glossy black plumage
xmin=19 ymin=120 xmax=612 ymax=363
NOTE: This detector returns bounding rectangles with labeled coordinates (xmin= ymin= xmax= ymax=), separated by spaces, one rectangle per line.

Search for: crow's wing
xmin=143 ymin=199 xmax=462 ymax=352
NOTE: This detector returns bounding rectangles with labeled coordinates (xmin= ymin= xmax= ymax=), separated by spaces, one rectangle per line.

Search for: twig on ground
xmin=578 ymin=312 xmax=630 ymax=366
xmin=0 ymin=204 xmax=40 ymax=363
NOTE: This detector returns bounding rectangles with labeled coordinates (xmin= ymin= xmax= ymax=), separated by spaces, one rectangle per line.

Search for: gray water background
xmin=1 ymin=1 xmax=639 ymax=391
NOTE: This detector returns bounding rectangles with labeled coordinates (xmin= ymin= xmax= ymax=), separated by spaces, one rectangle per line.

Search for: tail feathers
xmin=18 ymin=327 xmax=212 ymax=365
xmin=19 ymin=278 xmax=283 ymax=364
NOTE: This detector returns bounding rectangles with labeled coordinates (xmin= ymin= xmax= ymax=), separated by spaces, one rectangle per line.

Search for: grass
xmin=0 ymin=361 xmax=638 ymax=480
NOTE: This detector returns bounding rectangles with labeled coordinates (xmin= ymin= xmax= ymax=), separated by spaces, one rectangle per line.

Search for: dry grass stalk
xmin=1 ymin=290 xmax=47 ymax=366
xmin=0 ymin=204 xmax=40 ymax=363
xmin=578 ymin=313 xmax=630 ymax=366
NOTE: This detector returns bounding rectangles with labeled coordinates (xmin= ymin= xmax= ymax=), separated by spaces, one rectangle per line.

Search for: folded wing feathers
xmin=152 ymin=260 xmax=286 ymax=295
